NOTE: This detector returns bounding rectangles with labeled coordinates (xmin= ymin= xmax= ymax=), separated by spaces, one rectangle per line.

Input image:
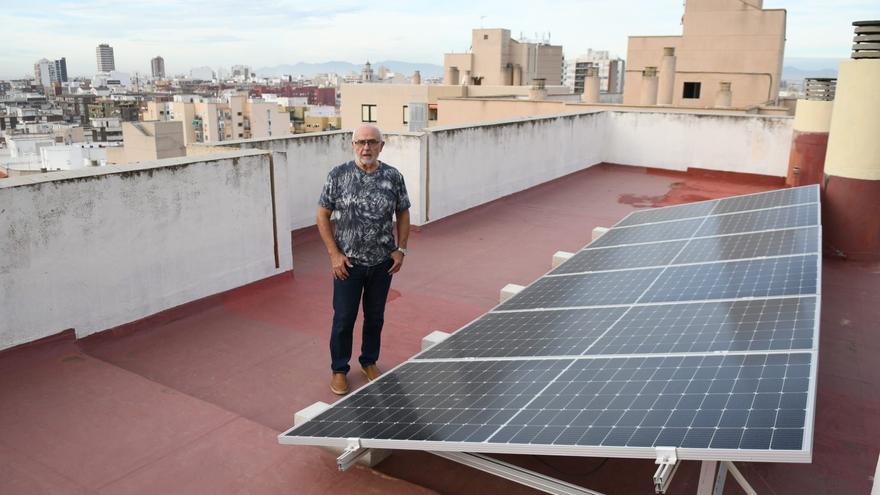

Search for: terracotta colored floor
xmin=2 ymin=163 xmax=877 ymax=495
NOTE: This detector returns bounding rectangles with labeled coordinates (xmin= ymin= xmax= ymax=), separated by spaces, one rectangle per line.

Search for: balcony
xmin=1 ymin=109 xmax=877 ymax=494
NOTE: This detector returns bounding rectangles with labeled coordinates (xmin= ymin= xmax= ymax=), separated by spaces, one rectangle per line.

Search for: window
xmin=483 ymin=34 xmax=488 ymax=40
xmin=683 ymin=82 xmax=701 ymax=99
xmin=428 ymin=106 xmax=438 ymax=121
xmin=361 ymin=104 xmax=377 ymax=123
xmin=402 ymin=105 xmax=409 ymax=124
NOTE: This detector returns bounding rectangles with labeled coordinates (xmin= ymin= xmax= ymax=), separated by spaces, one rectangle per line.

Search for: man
xmin=316 ymin=124 xmax=410 ymax=395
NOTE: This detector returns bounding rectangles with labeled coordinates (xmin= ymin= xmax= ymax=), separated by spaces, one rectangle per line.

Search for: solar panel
xmin=673 ymin=227 xmax=819 ymax=264
xmin=712 ymin=186 xmax=819 ymax=214
xmin=286 ymin=353 xmax=813 ymax=458
xmin=640 ymin=255 xmax=819 ymax=303
xmin=587 ymin=297 xmax=817 ymax=355
xmin=417 ymin=307 xmax=627 ymax=359
xmin=615 ymin=200 xmax=718 ymax=227
xmin=550 ymin=241 xmax=686 ymax=274
xmin=280 ymin=185 xmax=821 ymax=465
xmin=696 ymin=204 xmax=818 ymax=237
xmin=496 ymin=267 xmax=663 ymax=310
xmin=587 ymin=218 xmax=703 ymax=248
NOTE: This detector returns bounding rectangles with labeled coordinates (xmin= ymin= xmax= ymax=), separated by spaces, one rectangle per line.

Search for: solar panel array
xmin=280 ymin=185 xmax=821 ymax=463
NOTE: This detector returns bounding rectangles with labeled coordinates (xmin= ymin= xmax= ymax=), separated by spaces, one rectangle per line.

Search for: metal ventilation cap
xmin=852 ymin=20 xmax=880 ymax=59
xmin=804 ymin=78 xmax=836 ymax=101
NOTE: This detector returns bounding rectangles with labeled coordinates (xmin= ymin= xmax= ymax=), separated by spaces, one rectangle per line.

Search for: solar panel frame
xmin=279 ymin=185 xmax=822 ymax=465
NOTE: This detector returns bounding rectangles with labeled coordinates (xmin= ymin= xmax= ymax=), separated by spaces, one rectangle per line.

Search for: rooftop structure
xmin=624 ymin=0 xmax=786 ymax=109
xmin=444 ymin=29 xmax=564 ymax=86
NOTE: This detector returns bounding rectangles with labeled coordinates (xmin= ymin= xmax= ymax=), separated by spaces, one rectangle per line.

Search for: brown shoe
xmin=361 ymin=364 xmax=382 ymax=381
xmin=330 ymin=373 xmax=349 ymax=395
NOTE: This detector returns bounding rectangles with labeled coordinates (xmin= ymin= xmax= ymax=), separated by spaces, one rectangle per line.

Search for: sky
xmin=2 ymin=0 xmax=877 ymax=79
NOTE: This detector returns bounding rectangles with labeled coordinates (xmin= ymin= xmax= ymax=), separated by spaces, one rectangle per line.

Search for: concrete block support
xmin=592 ymin=227 xmax=609 ymax=241
xmin=552 ymin=251 xmax=574 ymax=269
xmin=422 ymin=330 xmax=451 ymax=351
xmin=294 ymin=401 xmax=391 ymax=467
xmin=500 ymin=284 xmax=525 ymax=303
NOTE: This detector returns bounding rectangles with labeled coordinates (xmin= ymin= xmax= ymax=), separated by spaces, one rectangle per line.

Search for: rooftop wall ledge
xmin=0 ymin=150 xmax=291 ymax=351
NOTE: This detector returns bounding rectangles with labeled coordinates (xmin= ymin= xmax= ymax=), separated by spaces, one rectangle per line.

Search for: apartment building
xmin=144 ymin=94 xmax=290 ymax=145
xmin=443 ymin=28 xmax=564 ymax=86
xmin=563 ymin=50 xmax=625 ymax=94
xmin=96 ymin=44 xmax=116 ymax=72
xmin=624 ymin=0 xmax=786 ymax=108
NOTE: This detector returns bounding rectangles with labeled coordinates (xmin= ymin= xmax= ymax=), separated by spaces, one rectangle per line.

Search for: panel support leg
xmin=430 ymin=451 xmax=607 ymax=495
xmin=696 ymin=461 xmax=717 ymax=495
xmin=723 ymin=461 xmax=757 ymax=495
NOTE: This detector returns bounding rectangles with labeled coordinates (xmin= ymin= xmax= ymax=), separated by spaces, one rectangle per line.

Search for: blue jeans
xmin=330 ymin=258 xmax=393 ymax=374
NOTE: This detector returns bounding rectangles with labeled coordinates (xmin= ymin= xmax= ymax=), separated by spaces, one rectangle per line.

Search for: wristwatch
xmin=396 ymin=247 xmax=408 ymax=256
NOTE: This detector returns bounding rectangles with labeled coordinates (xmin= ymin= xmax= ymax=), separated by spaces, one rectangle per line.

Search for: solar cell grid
xmin=416 ymin=307 xmax=627 ymax=359
xmin=615 ymin=200 xmax=717 ymax=227
xmin=673 ymin=227 xmax=819 ymax=264
xmin=640 ymin=255 xmax=818 ymax=304
xmin=550 ymin=241 xmax=686 ymax=274
xmin=497 ymin=267 xmax=664 ymax=310
xmin=286 ymin=353 xmax=812 ymax=453
xmin=588 ymin=218 xmax=703 ymax=248
xmin=712 ymin=186 xmax=819 ymax=215
xmin=697 ymin=204 xmax=818 ymax=238
xmin=586 ymin=297 xmax=817 ymax=355
xmin=493 ymin=353 xmax=810 ymax=451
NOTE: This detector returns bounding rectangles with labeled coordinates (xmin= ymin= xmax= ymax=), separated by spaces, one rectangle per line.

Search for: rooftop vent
xmin=852 ymin=20 xmax=880 ymax=59
xmin=804 ymin=78 xmax=836 ymax=101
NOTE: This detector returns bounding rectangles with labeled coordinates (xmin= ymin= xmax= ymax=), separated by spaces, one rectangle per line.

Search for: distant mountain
xmin=781 ymin=57 xmax=842 ymax=82
xmin=257 ymin=61 xmax=443 ymax=78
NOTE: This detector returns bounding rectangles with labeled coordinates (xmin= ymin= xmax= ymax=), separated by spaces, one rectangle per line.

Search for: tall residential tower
xmin=151 ymin=56 xmax=165 ymax=79
xmin=96 ymin=43 xmax=116 ymax=72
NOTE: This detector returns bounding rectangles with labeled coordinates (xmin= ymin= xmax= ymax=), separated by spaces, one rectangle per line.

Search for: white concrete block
xmin=500 ymin=283 xmax=525 ymax=304
xmin=592 ymin=226 xmax=609 ymax=241
xmin=294 ymin=401 xmax=391 ymax=467
xmin=551 ymin=251 xmax=574 ymax=269
xmin=294 ymin=401 xmax=330 ymax=426
xmin=422 ymin=330 xmax=451 ymax=351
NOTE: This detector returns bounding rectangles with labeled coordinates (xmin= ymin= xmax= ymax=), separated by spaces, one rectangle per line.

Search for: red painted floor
xmin=1 ymin=163 xmax=877 ymax=495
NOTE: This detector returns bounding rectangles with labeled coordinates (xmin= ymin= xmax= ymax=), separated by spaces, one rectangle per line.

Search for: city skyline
xmin=2 ymin=0 xmax=877 ymax=79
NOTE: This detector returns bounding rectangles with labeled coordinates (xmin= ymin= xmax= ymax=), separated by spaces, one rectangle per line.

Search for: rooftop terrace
xmin=1 ymin=109 xmax=878 ymax=494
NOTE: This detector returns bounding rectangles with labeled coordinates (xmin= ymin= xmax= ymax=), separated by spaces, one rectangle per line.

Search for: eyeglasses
xmin=353 ymin=139 xmax=381 ymax=147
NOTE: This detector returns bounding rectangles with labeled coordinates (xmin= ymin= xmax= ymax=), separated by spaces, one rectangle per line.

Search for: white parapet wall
xmin=0 ymin=150 xmax=292 ymax=350
xmin=604 ymin=111 xmax=793 ymax=177
xmin=426 ymin=112 xmax=607 ymax=221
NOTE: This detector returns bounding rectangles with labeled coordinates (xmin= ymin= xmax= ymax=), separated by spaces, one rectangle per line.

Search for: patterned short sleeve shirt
xmin=318 ymin=161 xmax=411 ymax=266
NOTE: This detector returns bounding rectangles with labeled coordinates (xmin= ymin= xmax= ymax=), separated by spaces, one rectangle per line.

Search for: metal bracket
xmin=653 ymin=447 xmax=680 ymax=494
xmin=336 ymin=438 xmax=369 ymax=471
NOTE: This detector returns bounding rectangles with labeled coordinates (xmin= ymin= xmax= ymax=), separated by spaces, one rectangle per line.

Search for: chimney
xmin=581 ymin=66 xmax=600 ymax=104
xmin=640 ymin=67 xmax=658 ymax=106
xmin=445 ymin=66 xmax=459 ymax=85
xmin=529 ymin=78 xmax=547 ymax=101
xmin=412 ymin=70 xmax=421 ymax=85
xmin=714 ymin=81 xmax=732 ymax=108
xmin=822 ymin=20 xmax=880 ymax=260
xmin=785 ymin=78 xmax=835 ymax=187
xmin=658 ymin=47 xmax=676 ymax=105
xmin=462 ymin=69 xmax=472 ymax=86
